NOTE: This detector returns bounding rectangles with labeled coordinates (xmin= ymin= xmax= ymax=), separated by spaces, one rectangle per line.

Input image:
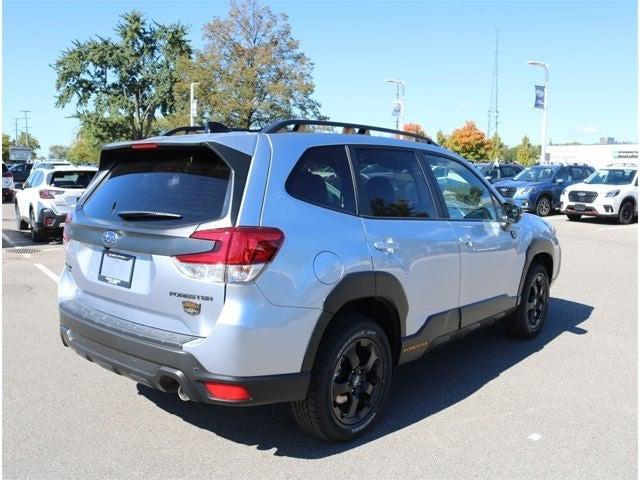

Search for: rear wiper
xmin=117 ymin=210 xmax=182 ymax=220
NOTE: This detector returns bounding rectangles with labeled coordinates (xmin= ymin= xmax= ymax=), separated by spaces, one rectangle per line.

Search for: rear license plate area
xmin=99 ymin=251 xmax=136 ymax=288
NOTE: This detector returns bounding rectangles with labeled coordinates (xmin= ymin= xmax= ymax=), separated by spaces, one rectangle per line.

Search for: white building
xmin=546 ymin=144 xmax=638 ymax=169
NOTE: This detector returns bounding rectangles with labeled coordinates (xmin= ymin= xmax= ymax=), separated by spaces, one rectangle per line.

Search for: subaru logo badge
xmin=578 ymin=192 xmax=585 ymax=196
xmin=102 ymin=231 xmax=118 ymax=246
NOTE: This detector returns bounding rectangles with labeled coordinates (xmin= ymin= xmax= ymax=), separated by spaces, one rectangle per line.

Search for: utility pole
xmin=12 ymin=118 xmax=20 ymax=144
xmin=189 ymin=83 xmax=200 ymax=127
xmin=487 ymin=28 xmax=499 ymax=139
xmin=21 ymin=110 xmax=31 ymax=146
xmin=385 ymin=78 xmax=405 ymax=130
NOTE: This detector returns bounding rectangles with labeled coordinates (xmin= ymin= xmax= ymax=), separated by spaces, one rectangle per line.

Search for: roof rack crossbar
xmin=262 ymin=119 xmax=436 ymax=144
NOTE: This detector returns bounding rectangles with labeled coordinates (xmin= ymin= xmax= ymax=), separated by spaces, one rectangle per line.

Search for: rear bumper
xmin=59 ymin=300 xmax=310 ymax=406
xmin=2 ymin=188 xmax=13 ymax=199
xmin=36 ymin=209 xmax=67 ymax=229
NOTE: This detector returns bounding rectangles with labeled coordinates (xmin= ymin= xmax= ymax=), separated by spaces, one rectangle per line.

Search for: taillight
xmin=203 ymin=382 xmax=251 ymax=402
xmin=63 ymin=211 xmax=73 ymax=244
xmin=2 ymin=171 xmax=12 ymax=178
xmin=173 ymin=227 xmax=284 ymax=283
xmin=39 ymin=189 xmax=64 ymax=199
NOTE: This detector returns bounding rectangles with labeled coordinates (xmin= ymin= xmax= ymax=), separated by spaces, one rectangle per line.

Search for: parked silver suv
xmin=59 ymin=120 xmax=561 ymax=442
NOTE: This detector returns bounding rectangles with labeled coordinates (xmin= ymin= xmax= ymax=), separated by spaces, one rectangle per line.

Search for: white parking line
xmin=34 ymin=263 xmax=59 ymax=284
xmin=598 ymin=225 xmax=636 ymax=231
xmin=2 ymin=231 xmax=15 ymax=246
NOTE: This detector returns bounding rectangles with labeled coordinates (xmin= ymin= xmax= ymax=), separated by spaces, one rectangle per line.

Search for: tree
xmin=403 ymin=123 xmax=427 ymax=137
xmin=488 ymin=133 xmax=505 ymax=160
xmin=436 ymin=130 xmax=449 ymax=148
xmin=68 ymin=128 xmax=102 ymax=164
xmin=53 ymin=11 xmax=192 ymax=141
xmin=2 ymin=134 xmax=10 ymax=162
xmin=182 ymin=0 xmax=321 ymax=129
xmin=49 ymin=145 xmax=70 ymax=159
xmin=446 ymin=121 xmax=491 ymax=161
xmin=516 ymin=136 xmax=539 ymax=166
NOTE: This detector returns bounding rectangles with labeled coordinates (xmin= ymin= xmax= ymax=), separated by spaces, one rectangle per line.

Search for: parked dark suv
xmin=494 ymin=163 xmax=594 ymax=216
xmin=474 ymin=162 xmax=523 ymax=184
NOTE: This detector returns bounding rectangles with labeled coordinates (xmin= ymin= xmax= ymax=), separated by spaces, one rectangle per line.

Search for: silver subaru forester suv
xmin=59 ymin=119 xmax=560 ymax=442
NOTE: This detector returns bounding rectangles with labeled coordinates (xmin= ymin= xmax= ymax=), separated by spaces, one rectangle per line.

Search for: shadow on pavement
xmin=137 ymin=297 xmax=593 ymax=458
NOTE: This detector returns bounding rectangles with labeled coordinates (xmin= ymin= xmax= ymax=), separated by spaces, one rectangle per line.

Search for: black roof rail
xmin=163 ymin=121 xmax=257 ymax=136
xmin=262 ymin=119 xmax=436 ymax=144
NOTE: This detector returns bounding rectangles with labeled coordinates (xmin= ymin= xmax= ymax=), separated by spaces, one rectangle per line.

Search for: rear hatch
xmin=48 ymin=169 xmax=97 ymax=214
xmin=65 ymin=144 xmax=250 ymax=337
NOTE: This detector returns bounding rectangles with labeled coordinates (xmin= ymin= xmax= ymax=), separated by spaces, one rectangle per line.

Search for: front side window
xmin=423 ymin=154 xmax=499 ymax=221
xmin=501 ymin=166 xmax=515 ymax=177
xmin=351 ymin=148 xmax=437 ymax=218
xmin=555 ymin=167 xmax=571 ymax=182
xmin=285 ymin=145 xmax=356 ymax=213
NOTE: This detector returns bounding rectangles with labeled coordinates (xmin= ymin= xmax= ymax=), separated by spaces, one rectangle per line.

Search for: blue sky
xmin=2 ymin=0 xmax=637 ymax=157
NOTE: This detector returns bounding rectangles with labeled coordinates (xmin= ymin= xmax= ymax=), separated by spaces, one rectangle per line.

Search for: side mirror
xmin=501 ymin=201 xmax=522 ymax=226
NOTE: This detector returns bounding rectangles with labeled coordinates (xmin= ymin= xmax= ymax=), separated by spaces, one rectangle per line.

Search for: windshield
xmin=584 ymin=168 xmax=636 ymax=185
xmin=513 ymin=166 xmax=557 ymax=182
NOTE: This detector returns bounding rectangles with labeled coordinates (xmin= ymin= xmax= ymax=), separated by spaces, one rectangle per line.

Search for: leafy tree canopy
xmin=403 ymin=123 xmax=427 ymax=137
xmin=516 ymin=135 xmax=539 ymax=166
xmin=49 ymin=144 xmax=70 ymax=159
xmin=53 ymin=10 xmax=192 ymax=141
xmin=181 ymin=0 xmax=321 ymax=129
xmin=446 ymin=121 xmax=491 ymax=162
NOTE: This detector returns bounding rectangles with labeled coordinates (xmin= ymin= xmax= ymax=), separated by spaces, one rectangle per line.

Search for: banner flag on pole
xmin=534 ymin=85 xmax=545 ymax=109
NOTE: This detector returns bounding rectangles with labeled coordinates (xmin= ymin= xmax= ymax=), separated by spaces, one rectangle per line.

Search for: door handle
xmin=458 ymin=237 xmax=473 ymax=248
xmin=374 ymin=238 xmax=399 ymax=255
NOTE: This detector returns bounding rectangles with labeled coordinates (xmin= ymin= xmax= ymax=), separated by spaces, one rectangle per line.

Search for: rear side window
xmin=285 ymin=145 xmax=356 ymax=213
xmin=351 ymin=148 xmax=437 ymax=218
xmin=49 ymin=170 xmax=96 ymax=189
xmin=83 ymin=147 xmax=231 ymax=225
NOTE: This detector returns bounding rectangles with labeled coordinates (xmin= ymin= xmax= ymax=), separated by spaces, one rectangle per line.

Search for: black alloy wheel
xmin=330 ymin=337 xmax=384 ymax=426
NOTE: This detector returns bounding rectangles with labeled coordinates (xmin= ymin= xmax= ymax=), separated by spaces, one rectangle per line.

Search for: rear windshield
xmin=50 ymin=170 xmax=96 ymax=188
xmin=82 ymin=147 xmax=231 ymax=225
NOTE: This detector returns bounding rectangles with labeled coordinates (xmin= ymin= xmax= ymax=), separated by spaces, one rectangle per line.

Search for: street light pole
xmin=527 ymin=61 xmax=549 ymax=164
xmin=189 ymin=83 xmax=200 ymax=127
xmin=386 ymin=78 xmax=405 ymax=130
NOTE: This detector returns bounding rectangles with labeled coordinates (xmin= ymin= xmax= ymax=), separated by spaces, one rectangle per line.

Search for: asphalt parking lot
xmin=2 ymin=202 xmax=637 ymax=479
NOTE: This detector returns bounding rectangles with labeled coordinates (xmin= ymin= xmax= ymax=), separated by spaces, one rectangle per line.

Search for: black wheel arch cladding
xmin=301 ymin=271 xmax=408 ymax=372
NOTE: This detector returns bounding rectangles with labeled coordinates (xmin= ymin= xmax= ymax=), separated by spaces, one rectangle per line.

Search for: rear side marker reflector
xmin=173 ymin=227 xmax=284 ymax=283
xmin=203 ymin=382 xmax=251 ymax=402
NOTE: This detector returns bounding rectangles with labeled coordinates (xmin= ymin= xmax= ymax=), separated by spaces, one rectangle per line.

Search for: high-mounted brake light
xmin=131 ymin=143 xmax=158 ymax=150
xmin=39 ymin=189 xmax=64 ymax=199
xmin=173 ymin=227 xmax=284 ymax=283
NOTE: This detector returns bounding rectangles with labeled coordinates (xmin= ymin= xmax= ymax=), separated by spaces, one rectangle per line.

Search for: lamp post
xmin=189 ymin=82 xmax=200 ymax=127
xmin=386 ymin=78 xmax=405 ymax=130
xmin=526 ymin=60 xmax=549 ymax=164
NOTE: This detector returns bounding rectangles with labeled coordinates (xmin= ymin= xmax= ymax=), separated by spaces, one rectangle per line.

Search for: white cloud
xmin=573 ymin=125 xmax=599 ymax=134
